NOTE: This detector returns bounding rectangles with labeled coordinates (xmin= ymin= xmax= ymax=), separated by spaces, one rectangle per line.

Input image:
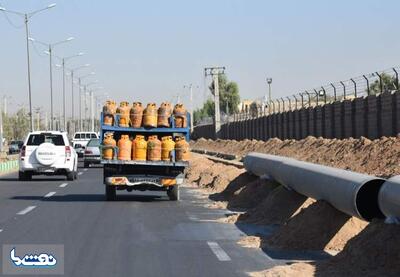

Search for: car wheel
xmin=105 ymin=186 xmax=116 ymax=201
xmin=18 ymin=171 xmax=27 ymax=181
xmin=74 ymin=170 xmax=78 ymax=180
xmin=84 ymin=162 xmax=89 ymax=168
xmin=66 ymin=171 xmax=74 ymax=181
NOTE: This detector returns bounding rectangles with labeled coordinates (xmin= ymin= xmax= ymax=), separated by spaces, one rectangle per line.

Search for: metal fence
xmin=193 ymin=67 xmax=400 ymax=140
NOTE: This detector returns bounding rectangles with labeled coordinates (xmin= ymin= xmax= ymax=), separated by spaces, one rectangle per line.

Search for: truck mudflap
xmin=105 ymin=174 xmax=184 ymax=187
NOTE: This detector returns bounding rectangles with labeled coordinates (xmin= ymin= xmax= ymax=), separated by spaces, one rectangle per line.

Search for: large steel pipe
xmin=378 ymin=176 xmax=400 ymax=219
xmin=244 ymin=152 xmax=385 ymax=221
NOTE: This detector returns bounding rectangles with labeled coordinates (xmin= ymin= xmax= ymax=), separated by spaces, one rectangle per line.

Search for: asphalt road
xmin=0 ymin=163 xmax=283 ymax=276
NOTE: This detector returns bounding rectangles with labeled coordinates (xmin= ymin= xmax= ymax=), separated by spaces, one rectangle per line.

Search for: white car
xmin=19 ymin=131 xmax=78 ymax=181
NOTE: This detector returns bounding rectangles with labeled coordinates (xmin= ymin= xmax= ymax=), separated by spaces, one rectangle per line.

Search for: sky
xmin=0 ymin=0 xmax=399 ymax=116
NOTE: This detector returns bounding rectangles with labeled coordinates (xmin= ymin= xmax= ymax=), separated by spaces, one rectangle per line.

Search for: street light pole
xmin=0 ymin=4 xmax=57 ymax=132
xmin=267 ymin=78 xmax=272 ymax=113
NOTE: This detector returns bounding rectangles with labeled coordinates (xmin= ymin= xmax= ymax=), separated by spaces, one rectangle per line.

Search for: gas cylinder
xmin=102 ymin=133 xmax=116 ymax=160
xmin=103 ymin=100 xmax=117 ymax=126
xmin=173 ymin=104 xmax=187 ymax=128
xmin=143 ymin=103 xmax=157 ymax=128
xmin=130 ymin=102 xmax=143 ymax=128
xmin=161 ymin=136 xmax=175 ymax=161
xmin=117 ymin=135 xmax=132 ymax=161
xmin=133 ymin=135 xmax=147 ymax=161
xmin=175 ymin=136 xmax=190 ymax=161
xmin=147 ymin=135 xmax=161 ymax=161
xmin=157 ymin=102 xmax=172 ymax=127
xmin=117 ymin=101 xmax=131 ymax=127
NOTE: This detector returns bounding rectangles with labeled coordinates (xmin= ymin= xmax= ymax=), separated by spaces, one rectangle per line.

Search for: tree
xmin=209 ymin=75 xmax=240 ymax=114
xmin=3 ymin=108 xmax=30 ymax=141
xmin=369 ymin=73 xmax=398 ymax=95
xmin=193 ymin=75 xmax=241 ymax=125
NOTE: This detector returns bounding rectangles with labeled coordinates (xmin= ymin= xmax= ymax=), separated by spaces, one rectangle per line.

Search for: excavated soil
xmin=186 ymin=139 xmax=400 ymax=276
xmin=191 ymin=136 xmax=400 ymax=177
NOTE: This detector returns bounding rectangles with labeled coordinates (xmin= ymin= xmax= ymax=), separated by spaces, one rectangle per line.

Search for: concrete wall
xmin=192 ymin=91 xmax=400 ymax=140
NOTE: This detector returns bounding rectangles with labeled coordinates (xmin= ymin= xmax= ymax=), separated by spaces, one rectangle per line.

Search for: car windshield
xmin=27 ymin=134 xmax=65 ymax=146
xmin=74 ymin=134 xmax=81 ymax=139
xmin=87 ymin=139 xmax=100 ymax=147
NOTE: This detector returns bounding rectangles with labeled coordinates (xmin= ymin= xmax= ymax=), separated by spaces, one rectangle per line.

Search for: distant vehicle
xmin=72 ymin=132 xmax=99 ymax=147
xmin=8 ymin=140 xmax=24 ymax=154
xmin=19 ymin=131 xmax=78 ymax=181
xmin=83 ymin=138 xmax=101 ymax=168
xmin=73 ymin=143 xmax=85 ymax=158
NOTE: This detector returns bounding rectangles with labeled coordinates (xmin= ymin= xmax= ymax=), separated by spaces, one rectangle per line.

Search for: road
xmin=0 ymin=163 xmax=279 ymax=276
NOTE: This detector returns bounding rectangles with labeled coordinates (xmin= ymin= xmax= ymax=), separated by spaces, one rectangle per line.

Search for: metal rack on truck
xmin=100 ymin=112 xmax=190 ymax=201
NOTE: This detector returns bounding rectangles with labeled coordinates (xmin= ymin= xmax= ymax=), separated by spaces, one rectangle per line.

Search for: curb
xmin=0 ymin=160 xmax=19 ymax=174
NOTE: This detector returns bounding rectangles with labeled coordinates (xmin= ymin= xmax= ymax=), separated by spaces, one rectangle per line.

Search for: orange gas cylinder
xmin=130 ymin=102 xmax=143 ymax=128
xmin=102 ymin=133 xmax=116 ymax=160
xmin=103 ymin=100 xmax=117 ymax=126
xmin=157 ymin=102 xmax=172 ymax=127
xmin=117 ymin=135 xmax=132 ymax=160
xmin=147 ymin=135 xmax=161 ymax=161
xmin=173 ymin=104 xmax=187 ymax=128
xmin=143 ymin=103 xmax=157 ymax=128
xmin=117 ymin=101 xmax=131 ymax=127
xmin=133 ymin=135 xmax=147 ymax=161
xmin=161 ymin=136 xmax=175 ymax=161
xmin=175 ymin=136 xmax=190 ymax=161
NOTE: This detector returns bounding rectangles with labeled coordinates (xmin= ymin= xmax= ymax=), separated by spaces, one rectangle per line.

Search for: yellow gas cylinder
xmin=102 ymin=133 xmax=116 ymax=160
xmin=157 ymin=102 xmax=172 ymax=127
xmin=175 ymin=136 xmax=190 ymax=161
xmin=117 ymin=101 xmax=131 ymax=127
xmin=103 ymin=100 xmax=117 ymax=126
xmin=173 ymin=104 xmax=187 ymax=128
xmin=130 ymin=102 xmax=143 ymax=128
xmin=161 ymin=136 xmax=175 ymax=161
xmin=143 ymin=103 xmax=157 ymax=128
xmin=147 ymin=135 xmax=161 ymax=161
xmin=117 ymin=135 xmax=132 ymax=160
xmin=133 ymin=135 xmax=147 ymax=161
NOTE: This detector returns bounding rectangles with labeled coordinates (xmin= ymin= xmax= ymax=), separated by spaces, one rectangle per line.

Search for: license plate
xmin=129 ymin=178 xmax=159 ymax=184
xmin=37 ymin=167 xmax=54 ymax=173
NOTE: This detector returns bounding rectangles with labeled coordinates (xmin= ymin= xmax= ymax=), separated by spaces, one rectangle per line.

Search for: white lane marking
xmin=207 ymin=242 xmax=231 ymax=261
xmin=78 ymin=172 xmax=83 ymax=176
xmin=83 ymin=168 xmax=88 ymax=172
xmin=17 ymin=206 xmax=36 ymax=215
xmin=0 ymin=229 xmax=3 ymax=232
xmin=59 ymin=183 xmax=68 ymax=188
xmin=44 ymin=191 xmax=56 ymax=198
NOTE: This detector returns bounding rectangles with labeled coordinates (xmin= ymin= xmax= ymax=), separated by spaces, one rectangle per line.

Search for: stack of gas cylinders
xmin=102 ymin=101 xmax=188 ymax=128
xmin=102 ymin=133 xmax=190 ymax=162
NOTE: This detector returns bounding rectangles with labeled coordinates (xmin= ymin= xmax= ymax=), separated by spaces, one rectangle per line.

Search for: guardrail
xmin=0 ymin=160 xmax=19 ymax=174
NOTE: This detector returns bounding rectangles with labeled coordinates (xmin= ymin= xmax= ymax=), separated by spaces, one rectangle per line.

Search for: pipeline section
xmin=378 ymin=176 xmax=400 ymax=221
xmin=243 ymin=152 xmax=385 ymax=221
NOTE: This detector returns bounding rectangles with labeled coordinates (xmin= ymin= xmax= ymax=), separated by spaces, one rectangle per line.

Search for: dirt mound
xmin=266 ymin=200 xmax=368 ymax=251
xmin=257 ymin=221 xmax=400 ymax=276
xmin=239 ymin=186 xmax=309 ymax=225
xmin=191 ymin=136 xmax=400 ymax=177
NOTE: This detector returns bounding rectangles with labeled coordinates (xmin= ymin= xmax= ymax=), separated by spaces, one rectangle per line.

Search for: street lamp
xmin=76 ymin=72 xmax=95 ymax=131
xmin=55 ymin=53 xmax=84 ymax=131
xmin=266 ymin=77 xmax=272 ymax=112
xmin=87 ymin=87 xmax=104 ymax=132
xmin=82 ymin=81 xmax=99 ymax=131
xmin=28 ymin=36 xmax=74 ymax=130
xmin=68 ymin=64 xmax=89 ymax=133
xmin=0 ymin=3 xmax=57 ymax=131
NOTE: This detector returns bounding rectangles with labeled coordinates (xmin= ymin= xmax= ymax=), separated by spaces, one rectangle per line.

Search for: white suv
xmin=19 ymin=131 xmax=78 ymax=181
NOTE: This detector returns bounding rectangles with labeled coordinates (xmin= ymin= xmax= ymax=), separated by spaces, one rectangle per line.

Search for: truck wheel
xmin=168 ymin=185 xmax=180 ymax=201
xmin=105 ymin=186 xmax=116 ymax=201
xmin=66 ymin=171 xmax=74 ymax=181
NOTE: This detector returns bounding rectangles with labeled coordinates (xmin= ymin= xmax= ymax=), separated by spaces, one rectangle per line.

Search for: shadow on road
xmin=11 ymin=194 xmax=166 ymax=202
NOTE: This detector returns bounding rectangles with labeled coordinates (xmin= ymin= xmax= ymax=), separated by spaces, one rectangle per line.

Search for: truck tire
xmin=105 ymin=186 xmax=116 ymax=201
xmin=168 ymin=184 xmax=180 ymax=201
